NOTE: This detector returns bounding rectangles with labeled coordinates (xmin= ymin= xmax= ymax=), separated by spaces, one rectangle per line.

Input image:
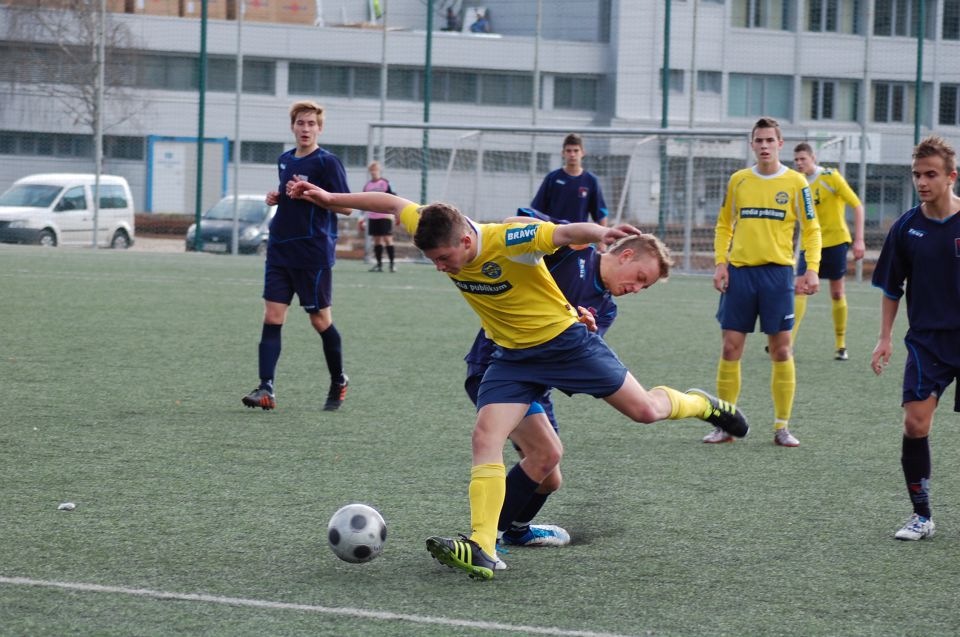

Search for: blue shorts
xmin=263 ymin=264 xmax=332 ymax=313
xmin=476 ymin=323 xmax=628 ymax=409
xmin=465 ymin=370 xmax=556 ymax=431
xmin=902 ymin=330 xmax=960 ymax=412
xmin=716 ymin=264 xmax=794 ymax=335
xmin=798 ymin=243 xmax=849 ymax=281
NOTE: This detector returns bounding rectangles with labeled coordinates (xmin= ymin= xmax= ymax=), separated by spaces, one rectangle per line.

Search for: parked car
xmin=185 ymin=195 xmax=276 ymax=255
xmin=0 ymin=173 xmax=135 ymax=248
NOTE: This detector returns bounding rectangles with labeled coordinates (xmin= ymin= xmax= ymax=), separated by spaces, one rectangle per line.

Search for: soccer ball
xmin=327 ymin=503 xmax=387 ymax=563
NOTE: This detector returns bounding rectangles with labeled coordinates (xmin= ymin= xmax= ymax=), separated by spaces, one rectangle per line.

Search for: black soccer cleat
xmin=242 ymin=386 xmax=276 ymax=410
xmin=323 ymin=374 xmax=349 ymax=411
xmin=686 ymin=388 xmax=749 ymax=438
xmin=426 ymin=534 xmax=496 ymax=581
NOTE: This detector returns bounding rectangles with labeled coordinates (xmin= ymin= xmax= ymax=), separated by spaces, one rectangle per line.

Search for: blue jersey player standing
xmin=531 ymin=133 xmax=609 ymax=226
xmin=464 ymin=208 xmax=664 ymax=564
xmin=242 ymin=101 xmax=353 ymax=412
xmin=871 ymin=136 xmax=960 ymax=541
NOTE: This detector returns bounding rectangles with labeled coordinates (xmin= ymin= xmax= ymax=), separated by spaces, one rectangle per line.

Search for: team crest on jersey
xmin=280 ymin=163 xmax=286 ymax=170
xmin=481 ymin=261 xmax=502 ymax=279
xmin=505 ymin=224 xmax=538 ymax=246
xmin=775 ymin=191 xmax=789 ymax=205
xmin=578 ymin=187 xmax=589 ymax=199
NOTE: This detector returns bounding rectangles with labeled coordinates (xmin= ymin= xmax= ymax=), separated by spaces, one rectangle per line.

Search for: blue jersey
xmin=872 ymin=205 xmax=960 ymax=332
xmin=267 ymin=147 xmax=350 ymax=269
xmin=531 ymin=168 xmax=608 ymax=224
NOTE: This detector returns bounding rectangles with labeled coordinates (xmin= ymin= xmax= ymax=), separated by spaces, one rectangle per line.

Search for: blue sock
xmin=319 ymin=323 xmax=344 ymax=383
xmin=258 ymin=323 xmax=282 ymax=389
xmin=902 ymin=435 xmax=932 ymax=519
xmin=497 ymin=464 xmax=539 ymax=534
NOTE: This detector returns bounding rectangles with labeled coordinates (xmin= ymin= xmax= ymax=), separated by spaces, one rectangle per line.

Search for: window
xmin=105 ymin=136 xmax=145 ymax=160
xmin=387 ymin=68 xmax=418 ymax=100
xmin=808 ymin=0 xmax=862 ymax=34
xmin=289 ymin=62 xmax=378 ymax=99
xmin=728 ymin=74 xmax=793 ymax=119
xmin=98 ymin=185 xmax=129 ymax=209
xmin=803 ymin=78 xmax=859 ymax=121
xmin=56 ymin=186 xmax=87 ymax=212
xmin=660 ymin=68 xmax=684 ymax=94
xmin=872 ymin=81 xmax=932 ymax=125
xmin=206 ymin=58 xmax=275 ymax=94
xmin=480 ymin=73 xmax=532 ymax=106
xmin=731 ymin=0 xmax=793 ymax=30
xmin=940 ymin=85 xmax=960 ymax=126
xmin=0 ymin=131 xmax=99 ymax=158
xmin=697 ymin=71 xmax=722 ymax=94
xmin=432 ymin=71 xmax=478 ymax=104
xmin=240 ymin=141 xmax=284 ymax=164
xmin=554 ymin=76 xmax=598 ymax=110
xmin=945 ymin=0 xmax=960 ymax=39
xmin=323 ymin=144 xmax=367 ymax=168
xmin=874 ymin=0 xmax=935 ymax=38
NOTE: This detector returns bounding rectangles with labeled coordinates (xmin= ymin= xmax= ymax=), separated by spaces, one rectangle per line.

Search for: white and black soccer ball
xmin=327 ymin=503 xmax=387 ymax=563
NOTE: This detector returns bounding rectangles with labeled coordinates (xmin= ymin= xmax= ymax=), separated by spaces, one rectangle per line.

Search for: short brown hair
xmin=563 ymin=133 xmax=583 ymax=149
xmin=751 ymin=117 xmax=782 ymax=140
xmin=794 ymin=142 xmax=815 ymax=156
xmin=609 ymin=233 xmax=673 ymax=280
xmin=289 ymin=100 xmax=324 ymax=125
xmin=913 ymin=135 xmax=957 ymax=174
xmin=413 ymin=203 xmax=469 ymax=251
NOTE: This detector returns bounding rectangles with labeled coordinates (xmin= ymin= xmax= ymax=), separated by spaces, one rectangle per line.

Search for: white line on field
xmin=0 ymin=576 xmax=644 ymax=637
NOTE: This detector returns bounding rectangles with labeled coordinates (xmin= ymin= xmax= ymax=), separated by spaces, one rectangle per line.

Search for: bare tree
xmin=2 ymin=1 xmax=146 ymax=162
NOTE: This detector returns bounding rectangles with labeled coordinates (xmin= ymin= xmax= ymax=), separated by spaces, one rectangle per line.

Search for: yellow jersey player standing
xmin=287 ymin=180 xmax=749 ymax=581
xmin=791 ymin=142 xmax=865 ymax=360
xmin=706 ymin=117 xmax=822 ymax=447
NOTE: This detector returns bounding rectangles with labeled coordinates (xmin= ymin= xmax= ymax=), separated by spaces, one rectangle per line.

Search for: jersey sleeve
xmin=591 ymin=175 xmax=609 ymax=222
xmin=831 ymin=171 xmax=862 ymax=208
xmin=714 ymin=175 xmax=736 ymax=265
xmin=797 ymin=183 xmax=822 ymax=272
xmin=871 ymin=223 xmax=907 ymax=299
xmin=398 ymin=203 xmax=422 ymax=236
xmin=502 ymin=221 xmax=560 ymax=259
xmin=320 ymin=154 xmax=351 ymax=194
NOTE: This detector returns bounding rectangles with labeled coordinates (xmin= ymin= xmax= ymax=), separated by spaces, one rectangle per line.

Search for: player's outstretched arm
xmin=552 ymin=222 xmax=639 ymax=248
xmin=287 ymin=180 xmax=414 ymax=218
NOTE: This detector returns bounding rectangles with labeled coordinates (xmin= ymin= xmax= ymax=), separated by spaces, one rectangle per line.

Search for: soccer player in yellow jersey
xmin=791 ymin=142 xmax=866 ymax=360
xmin=708 ymin=117 xmax=822 ymax=448
xmin=287 ymin=179 xmax=750 ymax=580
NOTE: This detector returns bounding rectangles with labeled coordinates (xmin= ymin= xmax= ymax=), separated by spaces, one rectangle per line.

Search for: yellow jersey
xmin=807 ymin=166 xmax=861 ymax=248
xmin=715 ymin=165 xmax=822 ymax=272
xmin=399 ymin=203 xmax=577 ymax=349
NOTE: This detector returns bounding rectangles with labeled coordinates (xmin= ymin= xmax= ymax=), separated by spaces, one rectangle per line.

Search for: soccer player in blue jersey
xmin=871 ymin=136 xmax=960 ymax=541
xmin=464 ymin=208 xmax=661 ymax=558
xmin=241 ymin=101 xmax=352 ymax=413
xmin=708 ymin=117 xmax=822 ymax=447
xmin=791 ymin=142 xmax=866 ymax=360
xmin=287 ymin=181 xmax=749 ymax=580
xmin=531 ymin=133 xmax=609 ymax=226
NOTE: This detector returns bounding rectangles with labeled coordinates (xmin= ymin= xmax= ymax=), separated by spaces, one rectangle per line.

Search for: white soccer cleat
xmin=774 ymin=428 xmax=800 ymax=447
xmin=702 ymin=427 xmax=734 ymax=444
xmin=894 ymin=514 xmax=935 ymax=541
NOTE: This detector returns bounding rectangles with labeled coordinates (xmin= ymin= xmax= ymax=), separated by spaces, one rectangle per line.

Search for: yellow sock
xmin=468 ymin=463 xmax=506 ymax=556
xmin=832 ymin=297 xmax=848 ymax=349
xmin=717 ymin=359 xmax=741 ymax=405
xmin=654 ymin=386 xmax=708 ymax=420
xmin=791 ymin=294 xmax=807 ymax=344
xmin=771 ymin=358 xmax=796 ymax=429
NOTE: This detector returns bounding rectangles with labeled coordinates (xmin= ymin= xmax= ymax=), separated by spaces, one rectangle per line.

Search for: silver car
xmin=185 ymin=195 xmax=276 ymax=255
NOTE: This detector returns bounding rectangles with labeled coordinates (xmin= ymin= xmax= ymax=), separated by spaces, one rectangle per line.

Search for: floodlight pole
xmin=657 ymin=0 xmax=671 ymax=237
xmin=232 ymin=0 xmax=245 ymax=256
xmin=195 ymin=0 xmax=209 ymax=251
xmin=420 ymin=0 xmax=434 ymax=204
xmin=92 ymin=0 xmax=106 ymax=248
xmin=914 ymin=0 xmax=924 ymax=146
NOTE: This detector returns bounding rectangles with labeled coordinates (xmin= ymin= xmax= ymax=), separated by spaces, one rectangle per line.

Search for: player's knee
xmin=311 ymin=314 xmax=333 ymax=332
xmin=539 ymin=467 xmax=562 ymax=494
xmin=769 ymin=343 xmax=792 ymax=360
xmin=625 ymin=400 xmax=661 ymax=424
xmin=831 ymin=289 xmax=844 ymax=301
xmin=903 ymin=415 xmax=932 ymax=438
xmin=721 ymin=342 xmax=742 ymax=360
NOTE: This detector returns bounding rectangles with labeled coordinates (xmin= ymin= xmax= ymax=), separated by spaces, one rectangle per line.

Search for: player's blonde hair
xmin=413 ymin=203 xmax=470 ymax=251
xmin=609 ymin=233 xmax=673 ymax=280
xmin=289 ymin=100 xmax=324 ymax=125
xmin=913 ymin=136 xmax=957 ymax=174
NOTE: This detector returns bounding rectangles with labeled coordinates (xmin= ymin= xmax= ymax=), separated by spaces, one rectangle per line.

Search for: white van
xmin=0 ymin=173 xmax=136 ymax=248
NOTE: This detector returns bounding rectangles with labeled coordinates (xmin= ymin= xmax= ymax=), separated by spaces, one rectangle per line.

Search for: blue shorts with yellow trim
xmin=716 ymin=264 xmax=794 ymax=335
xmin=902 ymin=329 xmax=960 ymax=412
xmin=476 ymin=323 xmax=628 ymax=409
xmin=263 ymin=264 xmax=332 ymax=313
xmin=798 ymin=243 xmax=848 ymax=281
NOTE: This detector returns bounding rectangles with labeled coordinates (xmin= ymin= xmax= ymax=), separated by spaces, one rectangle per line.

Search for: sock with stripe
xmin=902 ymin=436 xmax=932 ymax=519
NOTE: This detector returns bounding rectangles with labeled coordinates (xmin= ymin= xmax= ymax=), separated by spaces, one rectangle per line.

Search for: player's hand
xmin=576 ymin=306 xmax=597 ymax=333
xmin=265 ymin=191 xmax=280 ymax=206
xmin=600 ymin=223 xmax=641 ymax=245
xmin=800 ymin=270 xmax=820 ymax=295
xmin=713 ymin=263 xmax=729 ymax=293
xmin=852 ymin=238 xmax=866 ymax=261
xmin=871 ymin=338 xmax=892 ymax=375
